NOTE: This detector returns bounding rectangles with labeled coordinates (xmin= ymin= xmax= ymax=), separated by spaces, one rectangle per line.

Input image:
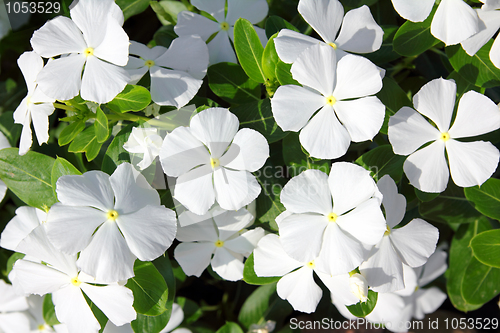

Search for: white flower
xmin=24 ymin=295 xmax=69 ymax=333
xmin=277 ymin=163 xmax=386 ymax=276
xmin=10 ymin=225 xmax=136 ymax=333
xmin=359 ymin=175 xmax=439 ymax=293
xmin=271 ymin=44 xmax=385 ymax=159
xmin=30 ymin=0 xmax=130 ymax=103
xmin=274 ymin=0 xmax=383 ymax=64
xmin=0 ymin=279 xmax=31 ymax=333
xmin=391 ymin=0 xmax=479 ymax=46
xmin=174 ymin=0 xmax=268 ymax=64
xmin=388 ymin=78 xmax=500 ymax=193
xmin=349 ymin=273 xmax=369 ymax=303
xmin=0 ymin=131 xmax=11 ymax=200
xmin=13 ymin=51 xmax=55 ymax=155
xmin=45 ymin=162 xmax=177 ymax=282
xmin=124 ymin=37 xmax=208 ymax=108
xmin=254 ymin=234 xmax=360 ymax=313
xmin=0 ymin=206 xmax=47 ymax=253
xmin=174 ymin=207 xmax=264 ymax=281
xmin=160 ymin=107 xmax=269 ymax=215
xmin=123 ymin=127 xmax=163 ymax=170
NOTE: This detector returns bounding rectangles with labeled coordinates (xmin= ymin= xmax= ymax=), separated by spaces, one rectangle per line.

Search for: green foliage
xmin=393 ymin=8 xmax=438 ymax=56
xmin=216 ymin=322 xmax=244 ymax=333
xmin=94 ymin=106 xmax=110 ymax=143
xmin=107 ymin=85 xmax=152 ymax=113
xmin=43 ymin=294 xmax=61 ymax=326
xmin=51 ymin=157 xmax=81 ymax=199
xmin=68 ymin=127 xmax=103 ymax=162
xmin=58 ymin=119 xmax=86 ymax=146
xmin=243 ymin=254 xmax=281 ymax=285
xmin=208 ymin=63 xmax=261 ymax=104
xmin=102 ymin=124 xmax=134 ymax=175
xmin=234 ymin=18 xmax=266 ymax=83
xmin=376 ymin=77 xmax=412 ymax=134
xmin=116 ymin=0 xmax=150 ymax=21
xmin=356 ymin=145 xmax=406 ymax=182
xmin=238 ymin=284 xmax=277 ymax=328
xmin=0 ymin=112 xmax=22 ymax=147
xmin=264 ymin=16 xmax=299 ymax=39
xmin=464 ymin=178 xmax=500 ymax=221
xmin=346 ymin=291 xmax=378 ymax=318
xmin=151 ymin=0 xmax=188 ymax=25
xmin=470 ymin=230 xmax=500 ymax=268
xmin=283 ymin=133 xmax=330 ymax=177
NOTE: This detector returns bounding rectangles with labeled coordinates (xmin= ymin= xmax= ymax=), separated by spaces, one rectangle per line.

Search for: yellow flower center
xmin=107 ymin=210 xmax=119 ymax=221
xmin=327 ymin=212 xmax=338 ymax=222
xmin=71 ymin=276 xmax=82 ymax=287
xmin=215 ymin=240 xmax=224 ymax=247
xmin=210 ymin=158 xmax=220 ymax=169
xmin=306 ymin=260 xmax=316 ymax=269
xmin=26 ymin=96 xmax=32 ymax=106
xmin=38 ymin=324 xmax=46 ymax=331
xmin=220 ymin=22 xmax=230 ymax=31
xmin=326 ymin=95 xmax=336 ymax=106
xmin=328 ymin=42 xmax=337 ymax=50
xmin=440 ymin=132 xmax=450 ymax=142
xmin=145 ymin=59 xmax=155 ymax=68
xmin=84 ymin=47 xmax=94 ymax=57
xmin=384 ymin=225 xmax=391 ymax=236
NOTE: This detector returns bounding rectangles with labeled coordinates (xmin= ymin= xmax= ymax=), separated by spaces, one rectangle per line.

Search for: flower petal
xmin=174 ymin=242 xmax=215 ymax=277
xmin=191 ymin=0 xmax=226 ymax=22
xmin=70 ymin=0 xmax=114 ymax=47
xmin=0 ymin=279 xmax=29 ymax=312
xmin=211 ymin=247 xmax=244 ymax=281
xmin=174 ymin=165 xmax=215 ymax=215
xmin=335 ymin=6 xmax=384 ymax=53
xmin=0 ymin=312 xmax=32 ymax=333
xmin=150 ymin=67 xmax=203 ymax=108
xmin=226 ymin=0 xmax=268 ymax=24
xmin=220 ymin=129 xmax=269 ymax=172
xmin=160 ymin=303 xmax=183 ymax=333
xmin=431 ymin=0 xmax=479 ymax=45
xmin=378 ymin=175 xmax=406 ymax=229
xmin=12 ymin=260 xmax=69 ymax=296
xmin=298 ymin=0 xmax=344 ymax=43
xmin=213 ymin=209 xmax=255 ymax=241
xmin=404 ymin=140 xmax=449 ymax=193
xmin=316 ymin=271 xmax=359 ymax=306
xmin=214 ymin=168 xmax=261 ymax=211
xmin=446 ymin=139 xmax=499 ymax=188
xmin=253 ymin=234 xmax=302 ymax=277
xmin=176 ymin=215 xmax=218 ymax=242
xmin=52 ymin=286 xmax=101 ymax=333
xmin=0 ymin=206 xmax=45 ymax=252
xmin=17 ymin=51 xmax=44 ymax=92
xmin=490 ymin=33 xmax=500 ymax=68
xmin=174 ymin=11 xmax=221 ymax=41
xmin=93 ymin=18 xmax=129 ymax=66
xmin=225 ymin=228 xmax=265 ymax=256
xmin=30 ymin=102 xmax=55 ymax=146
xmin=391 ymin=0 xmax=434 ymax=22
xmin=461 ymin=9 xmax=500 ymax=56
xmin=207 ymin=30 xmax=237 ymax=64
xmin=277 ymin=266 xmax=322 ymax=314
xmin=274 ymin=29 xmax=319 ymax=64
xmin=418 ymin=248 xmax=447 ymax=287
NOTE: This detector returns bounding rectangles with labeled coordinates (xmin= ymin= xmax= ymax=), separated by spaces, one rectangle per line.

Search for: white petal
xmin=81 ymin=56 xmax=130 ymax=104
xmin=226 ymin=0 xmax=268 ymax=24
xmin=70 ymin=0 xmax=114 ymax=47
xmin=449 ymin=90 xmax=500 ymax=138
xmin=271 ymin=85 xmax=326 ymax=132
xmin=461 ymin=9 xmax=500 ymax=56
xmin=431 ymin=0 xmax=479 ymax=45
xmin=300 ymin=105 xmax=351 ymax=159
xmin=490 ymin=33 xmax=500 ymax=68
xmin=12 ymin=260 xmax=69 ymax=296
xmin=109 ymin=2 xmax=124 ymax=26
xmin=253 ymin=234 xmax=302 ymax=277
xmin=329 ymin=162 xmax=378 ymax=216
xmin=336 ymin=198 xmax=386 ymax=245
xmin=418 ymin=248 xmax=448 ymax=287
xmin=159 ymin=303 xmax=184 ymax=333
xmin=150 ymin=67 xmax=202 ymax=108
xmin=52 ymin=286 xmax=101 ymax=333
xmin=388 ymin=107 xmax=441 ymax=156
xmin=413 ymin=77 xmax=456 ymax=132
xmin=191 ymin=0 xmax=225 ymax=22
xmin=404 ymin=140 xmax=449 ymax=193
xmin=335 ymin=6 xmax=384 ymax=53
xmin=414 ymin=287 xmax=447 ymax=316
xmin=30 ymin=102 xmax=55 ymax=146
xmin=365 ymin=293 xmax=406 ymax=326
xmin=176 ymin=216 xmax=218 ymax=242
xmin=93 ymin=18 xmax=129 ymax=66
xmin=220 ymin=129 xmax=269 ymax=172
xmin=80 ymin=284 xmax=136 ymax=326
xmin=446 ymin=139 xmax=500 ymax=188
xmin=30 ymin=16 xmax=86 ymax=57
xmin=481 ymin=0 xmax=500 ymax=10
xmin=174 ymin=165 xmax=215 ymax=215
xmin=316 ymin=272 xmax=359 ymax=306
xmin=0 ymin=130 xmax=11 ymax=149
xmin=281 ymin=169 xmax=333 ymax=215
xmin=274 ymin=29 xmax=319 ymax=64
xmin=55 ymin=171 xmax=114 ymax=211
xmin=378 ymin=175 xmax=406 ymax=229
xmin=334 ymin=97 xmax=385 ymax=142
xmin=174 ymin=242 xmax=215 ymax=277
xmin=207 ymin=30 xmax=237 ymax=64
xmin=0 ymin=312 xmax=32 ymax=333
xmin=291 ymin=44 xmax=336 ymax=96
xmin=103 ymin=323 xmax=133 ymax=333
xmin=129 ymin=41 xmax=167 ymax=61
xmin=0 ymin=206 xmax=44 ymax=252
xmin=0 ymin=180 xmax=6 ymax=202
xmin=160 ymin=126 xmax=210 ymax=177
xmin=174 ymin=11 xmax=221 ymax=41
xmin=77 ymin=221 xmax=136 ymax=283
xmin=211 ymin=247 xmax=244 ymax=281
xmin=391 ymin=0 xmax=434 ymax=22
xmin=214 ymin=168 xmax=261 ymax=211
xmin=277 ymin=266 xmax=322 ymax=314
xmin=390 ymin=218 xmax=439 ymax=267
xmin=0 ymin=280 xmax=29 ymax=312
xmin=213 ymin=209 xmax=254 ymax=241
xmin=155 ymin=35 xmax=208 ymax=80
xmin=17 ymin=51 xmax=44 ymax=92
xmin=278 ymin=213 xmax=328 ymax=263
xmin=117 ymin=206 xmax=177 ymax=261
xmin=298 ymin=0 xmax=344 ymax=43
xmin=333 ymin=54 xmax=383 ymax=100
xmin=35 ymin=55 xmax=86 ymax=101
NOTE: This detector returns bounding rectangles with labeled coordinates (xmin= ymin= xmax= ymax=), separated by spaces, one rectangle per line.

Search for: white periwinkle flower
xmin=175 ymin=207 xmax=264 ymax=281
xmin=175 ymin=0 xmax=268 ymax=64
xmin=123 ymin=127 xmax=163 ymax=170
xmin=45 ymin=163 xmax=177 ymax=282
xmin=0 ymin=279 xmax=31 ymax=333
xmin=0 ymin=131 xmax=10 ymax=200
xmin=277 ymin=163 xmax=386 ymax=276
xmin=274 ymin=0 xmax=383 ymax=64
xmin=391 ymin=0 xmax=479 ymax=46
xmin=0 ymin=206 xmax=47 ymax=253
xmin=388 ymin=78 xmax=500 ymax=193
xmin=271 ymin=44 xmax=385 ymax=159
xmin=160 ymin=107 xmax=269 ymax=215
xmin=349 ymin=273 xmax=369 ymax=303
xmin=360 ymin=175 xmax=439 ymax=293
xmin=14 ymin=51 xmax=55 ymax=155
xmin=124 ymin=37 xmax=208 ymax=108
xmin=30 ymin=0 xmax=130 ymax=103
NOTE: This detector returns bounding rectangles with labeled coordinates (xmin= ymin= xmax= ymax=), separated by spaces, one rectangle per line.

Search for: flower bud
xmin=349 ymin=273 xmax=369 ymax=303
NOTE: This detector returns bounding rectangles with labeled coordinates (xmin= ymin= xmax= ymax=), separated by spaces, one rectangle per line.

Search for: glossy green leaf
xmin=283 ymin=132 xmax=330 ymax=177
xmin=470 ymin=229 xmax=500 ymax=268
xmin=84 ymin=293 xmax=108 ymax=333
xmin=58 ymin=119 xmax=86 ymax=146
xmin=150 ymin=0 xmax=187 ymax=25
xmin=0 ymin=111 xmax=22 ymax=147
xmin=43 ymin=294 xmax=60 ymax=327
xmin=464 ymin=178 xmax=500 ymax=221
xmin=393 ymin=7 xmax=438 ymax=56
xmin=154 ymin=25 xmax=178 ymax=48
xmin=346 ymin=290 xmax=378 ymax=318
xmin=68 ymin=127 xmax=102 ymax=162
xmin=102 ymin=124 xmax=134 ymax=175
xmin=107 ymin=85 xmax=151 ymax=113
xmin=234 ymin=18 xmax=266 ymax=83
xmin=94 ymin=106 xmax=109 ymax=143
xmin=414 ymin=188 xmax=439 ymax=202
xmin=243 ymin=253 xmax=281 ymax=285
xmin=5 ymin=252 xmax=24 ymax=277
xmin=0 ymin=148 xmax=56 ymax=210
xmin=376 ymin=77 xmax=412 ymax=134
xmin=264 ymin=15 xmax=299 ymax=38
xmin=355 ymin=145 xmax=406 ymax=182
xmin=262 ymin=34 xmax=280 ymax=81
xmin=462 ymin=256 xmax=500 ymax=305
xmin=176 ymin=297 xmax=202 ymax=324
xmin=275 ymin=61 xmax=299 ymax=86
xmin=207 ymin=63 xmax=261 ymax=104
xmin=365 ymin=25 xmax=400 ymax=65
xmin=238 ymin=284 xmax=276 ymax=329
xmin=116 ymin=0 xmax=150 ymax=21
xmin=216 ymin=322 xmax=244 ymax=333
xmin=51 ymin=157 xmax=81 ymax=199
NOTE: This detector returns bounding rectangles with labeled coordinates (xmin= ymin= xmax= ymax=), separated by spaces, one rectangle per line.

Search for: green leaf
xmin=107 ymin=85 xmax=152 ymax=113
xmin=5 ymin=253 xmax=24 ymax=277
xmin=283 ymin=132 xmax=330 ymax=177
xmin=470 ymin=229 xmax=500 ymax=268
xmin=58 ymin=119 xmax=86 ymax=146
xmin=150 ymin=0 xmax=187 ymax=25
xmin=462 ymin=256 xmax=500 ymax=305
xmin=243 ymin=253 xmax=281 ymax=285
xmin=208 ymin=63 xmax=261 ymax=104
xmin=364 ymin=25 xmax=400 ymax=65
xmin=414 ymin=188 xmax=439 ymax=202
xmin=346 ymin=290 xmax=378 ymax=318
xmin=68 ymin=127 xmax=103 ymax=162
xmin=0 ymin=148 xmax=56 ymax=210
xmin=154 ymin=25 xmax=178 ymax=48
xmin=262 ymin=34 xmax=280 ymax=81
xmin=264 ymin=15 xmax=299 ymax=39
xmin=116 ymin=0 xmax=150 ymax=20
xmin=176 ymin=297 xmax=202 ymax=324
xmin=446 ymin=39 xmax=500 ymax=88
xmin=84 ymin=293 xmax=108 ymax=333
xmin=238 ymin=284 xmax=276 ymax=329
xmin=51 ymin=157 xmax=82 ymax=199
xmin=216 ymin=322 xmax=244 ymax=333
xmin=43 ymin=294 xmax=61 ymax=327
xmin=275 ymin=61 xmax=299 ymax=86
xmin=94 ymin=106 xmax=110 ymax=143
xmin=126 ymin=260 xmax=169 ymax=316
xmin=102 ymin=124 xmax=134 ymax=175
xmin=355 ymin=145 xmax=406 ymax=182
xmin=393 ymin=7 xmax=439 ymax=56
xmin=0 ymin=111 xmax=22 ymax=147
xmin=464 ymin=178 xmax=500 ymax=221
xmin=230 ymin=99 xmax=287 ymax=144
xmin=234 ymin=18 xmax=266 ymax=83
xmin=376 ymin=77 xmax=412 ymax=134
